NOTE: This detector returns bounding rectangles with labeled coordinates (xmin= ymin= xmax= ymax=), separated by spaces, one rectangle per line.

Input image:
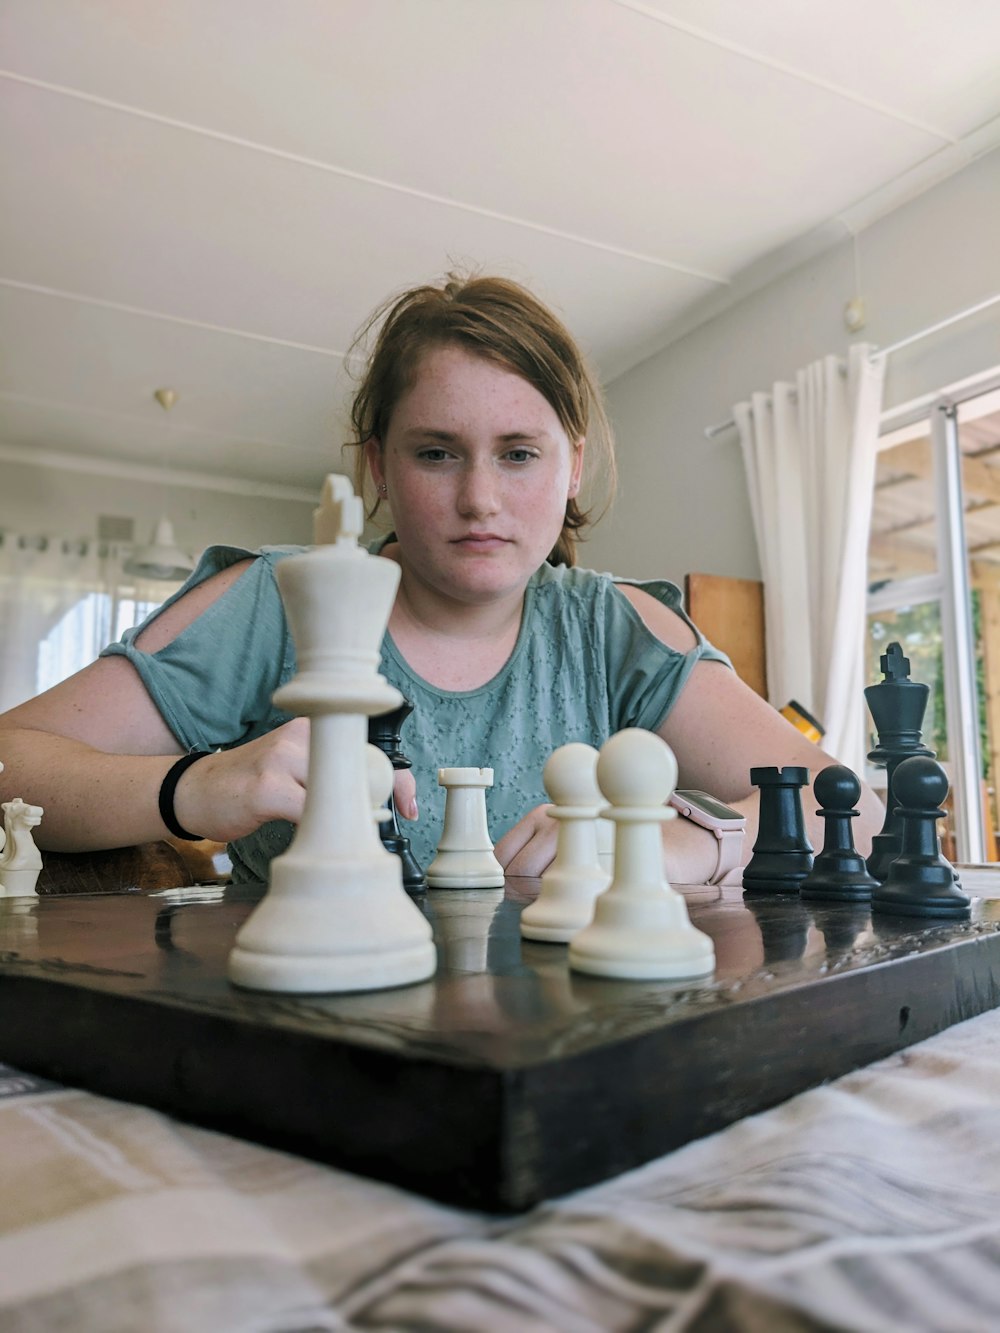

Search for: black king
xmin=864 ymin=640 xmax=935 ymax=882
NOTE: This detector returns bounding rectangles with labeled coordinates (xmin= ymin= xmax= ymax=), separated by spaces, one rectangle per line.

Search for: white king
xmin=228 ymin=476 xmax=437 ymax=993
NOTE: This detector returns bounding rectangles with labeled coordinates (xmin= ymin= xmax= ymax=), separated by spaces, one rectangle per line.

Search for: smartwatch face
xmin=674 ymin=789 xmax=744 ymax=826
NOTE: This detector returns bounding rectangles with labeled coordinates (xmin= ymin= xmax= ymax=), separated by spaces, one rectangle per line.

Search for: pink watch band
xmin=707 ymin=825 xmax=746 ymax=885
xmin=669 ymin=791 xmax=747 ymax=885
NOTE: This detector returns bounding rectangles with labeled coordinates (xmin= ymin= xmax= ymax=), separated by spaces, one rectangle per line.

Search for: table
xmin=3 ymin=870 xmax=1000 ymax=1211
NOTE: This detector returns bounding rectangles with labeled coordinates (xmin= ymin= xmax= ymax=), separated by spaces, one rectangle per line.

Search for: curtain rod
xmin=703 ymin=291 xmax=1000 ymax=439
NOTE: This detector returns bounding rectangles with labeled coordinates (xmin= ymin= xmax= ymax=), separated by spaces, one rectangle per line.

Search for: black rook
xmin=742 ymin=766 xmax=814 ymax=895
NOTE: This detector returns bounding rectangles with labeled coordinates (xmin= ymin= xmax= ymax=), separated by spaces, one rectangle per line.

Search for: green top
xmin=102 ymin=544 xmax=731 ymax=882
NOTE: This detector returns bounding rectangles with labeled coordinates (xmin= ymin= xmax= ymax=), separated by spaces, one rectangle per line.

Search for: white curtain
xmin=733 ymin=343 xmax=886 ymax=773
xmin=0 ymin=533 xmax=182 ymax=714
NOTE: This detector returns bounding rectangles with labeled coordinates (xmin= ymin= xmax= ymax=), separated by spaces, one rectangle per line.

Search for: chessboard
xmin=3 ymin=870 xmax=1000 ymax=1212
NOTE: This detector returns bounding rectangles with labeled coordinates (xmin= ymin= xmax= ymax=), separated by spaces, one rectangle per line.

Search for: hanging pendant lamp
xmin=124 ymin=515 xmax=195 ymax=580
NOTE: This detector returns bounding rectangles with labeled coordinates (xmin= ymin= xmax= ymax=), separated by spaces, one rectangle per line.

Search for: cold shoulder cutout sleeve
xmin=100 ymin=545 xmax=302 ymax=753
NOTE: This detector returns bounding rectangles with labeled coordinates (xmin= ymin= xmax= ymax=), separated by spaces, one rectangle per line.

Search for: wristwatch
xmin=668 ymin=789 xmax=747 ymax=885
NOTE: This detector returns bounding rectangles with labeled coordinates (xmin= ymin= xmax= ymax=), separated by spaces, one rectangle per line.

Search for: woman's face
xmin=367 ymin=344 xmax=583 ymax=607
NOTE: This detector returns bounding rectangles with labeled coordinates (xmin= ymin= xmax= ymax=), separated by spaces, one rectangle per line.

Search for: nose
xmin=457 ymin=461 xmax=501 ymax=519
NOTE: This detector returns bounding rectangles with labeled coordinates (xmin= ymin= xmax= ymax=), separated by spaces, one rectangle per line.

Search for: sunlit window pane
xmin=37 ymin=593 xmax=164 ymax=695
xmin=868 ymin=435 xmax=938 ymax=587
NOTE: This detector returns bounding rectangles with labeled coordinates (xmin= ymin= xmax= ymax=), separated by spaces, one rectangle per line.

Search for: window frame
xmin=869 ymin=367 xmax=1000 ymax=861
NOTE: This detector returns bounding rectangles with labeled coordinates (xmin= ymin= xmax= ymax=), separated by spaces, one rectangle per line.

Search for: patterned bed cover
xmin=3 ymin=1004 xmax=1000 ymax=1332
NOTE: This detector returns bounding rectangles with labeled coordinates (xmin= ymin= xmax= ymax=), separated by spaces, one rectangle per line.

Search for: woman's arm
xmin=497 ymin=585 xmax=882 ymax=882
xmin=0 ymin=560 xmax=311 ymax=850
xmin=621 ymin=585 xmax=883 ymax=884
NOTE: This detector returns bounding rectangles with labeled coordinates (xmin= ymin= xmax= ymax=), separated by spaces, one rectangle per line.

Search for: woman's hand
xmin=493 ymin=793 xmax=731 ymax=887
xmin=393 ymin=768 xmax=418 ymax=821
xmin=170 ymin=719 xmax=308 ymax=842
xmin=493 ymin=803 xmax=556 ymax=877
xmin=171 ymin=719 xmax=419 ymax=843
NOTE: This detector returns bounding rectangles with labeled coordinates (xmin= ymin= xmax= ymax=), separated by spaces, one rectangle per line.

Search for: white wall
xmin=587 ymin=149 xmax=1000 ymax=582
xmin=0 ymin=459 xmax=315 ymax=555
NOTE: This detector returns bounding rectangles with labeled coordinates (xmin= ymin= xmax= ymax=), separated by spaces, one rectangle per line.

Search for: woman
xmin=0 ymin=275 xmax=881 ymax=882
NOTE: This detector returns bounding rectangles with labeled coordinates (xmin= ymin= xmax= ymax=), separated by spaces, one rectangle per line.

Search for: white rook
xmin=427 ymin=768 xmax=504 ymax=888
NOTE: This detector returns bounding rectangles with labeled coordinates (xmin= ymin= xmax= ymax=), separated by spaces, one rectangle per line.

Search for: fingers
xmin=494 ymin=804 xmax=556 ymax=878
xmin=244 ymin=718 xmax=310 ymax=825
xmin=173 ymin=718 xmax=311 ymax=842
xmin=173 ymin=720 xmax=421 ymax=846
xmin=393 ymin=769 xmax=418 ymax=820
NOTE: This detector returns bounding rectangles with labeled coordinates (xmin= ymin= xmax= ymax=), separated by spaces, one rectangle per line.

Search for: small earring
xmin=377 ymin=483 xmax=388 ymax=497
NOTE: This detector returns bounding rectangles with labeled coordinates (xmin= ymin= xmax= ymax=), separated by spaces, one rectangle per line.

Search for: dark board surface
xmin=3 ymin=872 xmax=1000 ymax=1210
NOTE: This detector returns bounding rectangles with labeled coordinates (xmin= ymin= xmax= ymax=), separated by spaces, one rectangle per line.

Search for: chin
xmin=448 ymin=565 xmax=530 ymax=602
xmin=453 ymin=574 xmax=522 ymax=602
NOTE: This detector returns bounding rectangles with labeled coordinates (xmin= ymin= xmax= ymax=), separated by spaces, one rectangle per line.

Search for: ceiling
xmin=3 ymin=1 xmax=1000 ymax=502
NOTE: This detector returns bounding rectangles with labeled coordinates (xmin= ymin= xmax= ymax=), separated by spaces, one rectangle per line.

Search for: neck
xmin=384 ymin=561 xmax=530 ymax=692
xmin=392 ymin=568 xmax=525 ymax=642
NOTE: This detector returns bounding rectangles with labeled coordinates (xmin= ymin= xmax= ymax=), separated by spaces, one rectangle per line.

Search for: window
xmin=37 ymin=591 xmax=167 ymax=695
xmin=0 ymin=535 xmax=182 ymax=712
xmin=866 ymin=383 xmax=1000 ymax=860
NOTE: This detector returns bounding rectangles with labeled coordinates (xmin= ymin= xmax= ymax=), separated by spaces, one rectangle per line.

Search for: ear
xmin=568 ymin=437 xmax=585 ymax=499
xmin=363 ymin=438 xmax=385 ymax=491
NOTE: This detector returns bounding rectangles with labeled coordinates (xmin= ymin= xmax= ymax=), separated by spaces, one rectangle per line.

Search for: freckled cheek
xmin=394 ymin=478 xmax=452 ymax=533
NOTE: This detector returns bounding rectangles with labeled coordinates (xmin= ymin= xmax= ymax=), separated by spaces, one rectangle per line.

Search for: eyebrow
xmin=400 ymin=428 xmax=546 ymax=442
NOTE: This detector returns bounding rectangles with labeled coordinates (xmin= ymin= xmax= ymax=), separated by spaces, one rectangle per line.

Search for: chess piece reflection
xmin=807 ymin=901 xmax=872 ymax=963
xmin=743 ymin=895 xmax=812 ymax=964
xmin=0 ymin=897 xmax=39 ymax=949
xmin=424 ymin=888 xmax=505 ymax=972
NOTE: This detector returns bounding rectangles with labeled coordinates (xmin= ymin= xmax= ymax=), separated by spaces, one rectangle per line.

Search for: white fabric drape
xmin=0 ymin=534 xmax=181 ymax=713
xmin=733 ymin=343 xmax=886 ymax=773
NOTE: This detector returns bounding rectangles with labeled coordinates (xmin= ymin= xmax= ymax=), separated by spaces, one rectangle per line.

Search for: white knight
xmin=0 ymin=795 xmax=44 ymax=897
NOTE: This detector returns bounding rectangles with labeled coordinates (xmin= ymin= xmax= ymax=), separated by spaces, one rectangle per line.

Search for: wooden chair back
xmin=685 ymin=572 xmax=768 ymax=699
xmin=36 ymin=840 xmax=195 ymax=895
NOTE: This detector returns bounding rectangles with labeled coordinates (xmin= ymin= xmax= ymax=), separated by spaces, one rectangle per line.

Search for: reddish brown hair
xmin=344 ymin=273 xmax=616 ymax=566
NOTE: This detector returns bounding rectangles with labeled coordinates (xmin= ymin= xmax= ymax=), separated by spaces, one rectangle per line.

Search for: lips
xmin=452 ymin=533 xmax=511 ymax=550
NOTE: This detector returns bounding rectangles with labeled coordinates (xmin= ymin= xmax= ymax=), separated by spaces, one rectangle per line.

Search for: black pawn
xmin=864 ymin=641 xmax=934 ymax=882
xmin=368 ymin=699 xmax=427 ymax=894
xmin=742 ymin=766 xmax=814 ymax=895
xmin=800 ymin=766 xmax=879 ymax=903
xmin=873 ymin=757 xmax=970 ymax=919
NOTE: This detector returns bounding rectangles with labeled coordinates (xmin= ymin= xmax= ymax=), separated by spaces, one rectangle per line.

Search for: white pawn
xmin=568 ymin=730 xmax=715 ymax=980
xmin=596 ymin=815 xmax=615 ymax=875
xmin=520 ymin=743 xmax=610 ymax=942
xmin=426 ymin=768 xmax=504 ymax=888
xmin=0 ymin=796 xmax=44 ymax=897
